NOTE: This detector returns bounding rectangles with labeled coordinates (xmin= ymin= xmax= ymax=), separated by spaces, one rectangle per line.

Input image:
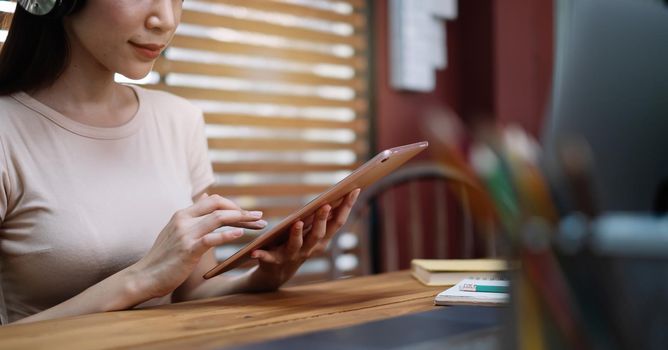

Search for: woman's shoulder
xmin=0 ymin=94 xmax=24 ymax=114
xmin=0 ymin=95 xmax=20 ymax=151
xmin=0 ymin=94 xmax=29 ymax=128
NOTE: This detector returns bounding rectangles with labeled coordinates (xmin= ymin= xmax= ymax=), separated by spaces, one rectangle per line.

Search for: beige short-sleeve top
xmin=0 ymin=85 xmax=214 ymax=323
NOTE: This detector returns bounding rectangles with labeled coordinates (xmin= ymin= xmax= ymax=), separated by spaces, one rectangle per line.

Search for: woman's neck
xmin=29 ymin=46 xmax=138 ymax=128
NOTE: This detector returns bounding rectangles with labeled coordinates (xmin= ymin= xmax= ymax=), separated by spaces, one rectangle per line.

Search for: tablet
xmin=203 ymin=141 xmax=429 ymax=279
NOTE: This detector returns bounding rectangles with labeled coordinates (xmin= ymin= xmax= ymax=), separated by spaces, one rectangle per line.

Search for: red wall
xmin=371 ymin=0 xmax=554 ymax=271
xmin=494 ymin=0 xmax=555 ymax=135
xmin=374 ymin=0 xmax=553 ymax=150
xmin=374 ymin=1 xmax=464 ymax=155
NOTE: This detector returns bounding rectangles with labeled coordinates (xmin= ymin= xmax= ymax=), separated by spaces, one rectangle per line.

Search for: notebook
xmin=411 ymin=259 xmax=507 ymax=286
xmin=434 ymin=278 xmax=509 ymax=306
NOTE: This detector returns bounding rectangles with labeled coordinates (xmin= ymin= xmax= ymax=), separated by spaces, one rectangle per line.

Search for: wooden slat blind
xmin=144 ymin=0 xmax=370 ymax=281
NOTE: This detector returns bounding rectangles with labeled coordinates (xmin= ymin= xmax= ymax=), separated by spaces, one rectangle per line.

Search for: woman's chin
xmin=118 ymin=66 xmax=154 ymax=81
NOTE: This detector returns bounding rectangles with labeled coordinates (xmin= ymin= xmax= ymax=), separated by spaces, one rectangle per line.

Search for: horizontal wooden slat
xmin=154 ymin=84 xmax=368 ymax=112
xmin=208 ymin=138 xmax=367 ymax=153
xmin=169 ymin=35 xmax=367 ymax=70
xmin=212 ymin=184 xmax=331 ymax=196
xmin=340 ymin=0 xmax=366 ymax=10
xmin=278 ymin=0 xmax=363 ymax=10
xmin=0 ymin=12 xmax=13 ymax=25
xmin=154 ymin=59 xmax=366 ymax=92
xmin=181 ymin=10 xmax=366 ymax=50
xmin=213 ymin=162 xmax=362 ymax=173
xmin=271 ymin=0 xmax=365 ymax=11
xmin=204 ymin=113 xmax=367 ymax=132
xmin=203 ymin=0 xmax=366 ymax=28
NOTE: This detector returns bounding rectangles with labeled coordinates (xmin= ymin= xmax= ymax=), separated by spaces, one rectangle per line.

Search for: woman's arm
xmin=14 ymin=264 xmax=148 ymax=324
xmin=11 ymin=194 xmax=265 ymax=325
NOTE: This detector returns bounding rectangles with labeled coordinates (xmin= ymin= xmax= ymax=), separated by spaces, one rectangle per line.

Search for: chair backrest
xmin=331 ymin=161 xmax=500 ymax=277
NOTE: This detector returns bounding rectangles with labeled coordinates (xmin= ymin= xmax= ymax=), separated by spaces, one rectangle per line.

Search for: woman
xmin=0 ymin=0 xmax=359 ymax=324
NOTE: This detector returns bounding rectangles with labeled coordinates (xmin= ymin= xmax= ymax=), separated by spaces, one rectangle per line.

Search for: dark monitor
xmin=542 ymin=0 xmax=668 ymax=213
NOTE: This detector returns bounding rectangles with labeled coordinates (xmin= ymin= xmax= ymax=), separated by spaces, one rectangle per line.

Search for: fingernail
xmin=258 ymin=220 xmax=268 ymax=227
xmin=251 ymin=252 xmax=259 ymax=258
xmin=230 ymin=229 xmax=244 ymax=237
xmin=248 ymin=211 xmax=263 ymax=218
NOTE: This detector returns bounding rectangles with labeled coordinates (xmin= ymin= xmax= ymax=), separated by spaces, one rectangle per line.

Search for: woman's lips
xmin=129 ymin=42 xmax=164 ymax=60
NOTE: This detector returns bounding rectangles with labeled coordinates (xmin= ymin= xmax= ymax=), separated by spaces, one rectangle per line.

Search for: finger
xmin=185 ymin=194 xmax=243 ymax=217
xmin=301 ymin=205 xmax=330 ymax=257
xmin=195 ymin=210 xmax=263 ymax=236
xmin=196 ymin=192 xmax=209 ymax=202
xmin=225 ymin=219 xmax=268 ymax=230
xmin=328 ymin=197 xmax=344 ymax=211
xmin=193 ymin=228 xmax=244 ymax=255
xmin=286 ymin=221 xmax=304 ymax=259
xmin=251 ymin=249 xmax=281 ymax=264
xmin=324 ymin=189 xmax=360 ymax=239
xmin=302 ymin=213 xmax=315 ymax=229
xmin=326 ymin=188 xmax=359 ymax=213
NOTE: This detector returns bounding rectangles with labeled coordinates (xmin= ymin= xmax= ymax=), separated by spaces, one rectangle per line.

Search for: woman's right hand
xmin=131 ymin=194 xmax=266 ymax=299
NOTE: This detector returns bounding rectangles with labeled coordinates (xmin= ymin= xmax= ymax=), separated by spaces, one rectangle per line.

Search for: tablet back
xmin=204 ymin=141 xmax=429 ymax=279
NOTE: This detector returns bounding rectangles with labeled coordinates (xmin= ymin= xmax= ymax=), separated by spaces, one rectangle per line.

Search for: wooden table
xmin=0 ymin=271 xmax=445 ymax=349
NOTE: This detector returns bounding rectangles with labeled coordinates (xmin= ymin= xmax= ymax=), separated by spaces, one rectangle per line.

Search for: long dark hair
xmin=0 ymin=6 xmax=70 ymax=95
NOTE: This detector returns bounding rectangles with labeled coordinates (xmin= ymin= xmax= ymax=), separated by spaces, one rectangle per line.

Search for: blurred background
xmin=4 ymin=1 xmax=668 ymax=347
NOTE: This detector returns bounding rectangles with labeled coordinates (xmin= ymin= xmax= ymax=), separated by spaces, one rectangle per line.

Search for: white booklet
xmin=434 ymin=278 xmax=509 ymax=306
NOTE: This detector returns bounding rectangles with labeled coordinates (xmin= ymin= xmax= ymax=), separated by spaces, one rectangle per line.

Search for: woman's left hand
xmin=246 ymin=188 xmax=360 ymax=291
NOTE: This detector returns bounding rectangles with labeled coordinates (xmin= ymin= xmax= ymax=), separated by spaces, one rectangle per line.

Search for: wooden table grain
xmin=0 ymin=271 xmax=445 ymax=350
